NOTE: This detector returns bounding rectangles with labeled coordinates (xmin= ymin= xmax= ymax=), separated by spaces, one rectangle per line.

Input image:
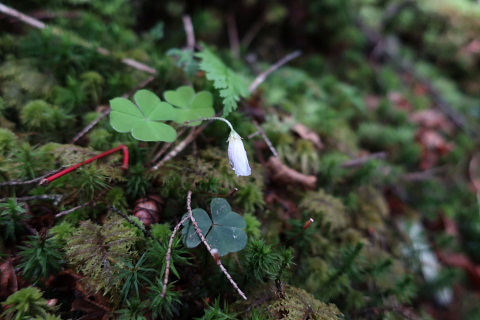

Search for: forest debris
xmin=416 ymin=129 xmax=454 ymax=170
xmin=410 ymin=109 xmax=455 ymax=133
xmin=133 ymin=195 xmax=164 ymax=226
xmin=388 ymin=92 xmax=414 ymax=111
xmin=341 ymin=152 xmax=387 ymax=168
xmin=292 ymin=123 xmax=324 ymax=150
xmin=365 ymin=94 xmax=381 ymax=111
xmin=266 ymin=156 xmax=316 ymax=189
xmin=0 ymin=259 xmax=18 ymax=298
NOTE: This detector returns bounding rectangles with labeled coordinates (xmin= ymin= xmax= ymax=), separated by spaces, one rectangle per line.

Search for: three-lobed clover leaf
xmin=164 ymin=86 xmax=214 ymax=126
xmin=110 ymin=89 xmax=178 ymax=142
xmin=182 ymin=198 xmax=247 ymax=256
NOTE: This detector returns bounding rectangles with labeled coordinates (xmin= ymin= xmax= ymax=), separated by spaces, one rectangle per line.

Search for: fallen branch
xmin=55 ymin=201 xmax=95 ymax=218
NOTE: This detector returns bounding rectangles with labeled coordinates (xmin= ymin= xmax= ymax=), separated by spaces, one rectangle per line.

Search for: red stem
xmin=41 ymin=145 xmax=129 ymax=185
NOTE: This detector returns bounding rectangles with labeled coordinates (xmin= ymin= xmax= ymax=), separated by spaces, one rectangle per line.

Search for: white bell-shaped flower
xmin=227 ymin=130 xmax=251 ymax=176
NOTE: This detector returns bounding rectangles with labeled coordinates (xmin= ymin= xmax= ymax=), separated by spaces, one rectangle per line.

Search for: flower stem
xmin=184 ymin=117 xmax=234 ymax=132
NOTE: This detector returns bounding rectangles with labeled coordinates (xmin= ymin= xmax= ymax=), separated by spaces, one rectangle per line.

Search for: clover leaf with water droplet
xmin=164 ymin=86 xmax=214 ymax=126
xmin=182 ymin=198 xmax=247 ymax=256
xmin=110 ymin=89 xmax=178 ymax=142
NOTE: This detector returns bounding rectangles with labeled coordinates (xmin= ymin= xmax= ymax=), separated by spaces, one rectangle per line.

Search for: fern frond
xmin=195 ymin=46 xmax=249 ymax=116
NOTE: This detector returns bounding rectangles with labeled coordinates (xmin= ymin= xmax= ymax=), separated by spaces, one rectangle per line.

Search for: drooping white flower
xmin=227 ymin=130 xmax=251 ymax=176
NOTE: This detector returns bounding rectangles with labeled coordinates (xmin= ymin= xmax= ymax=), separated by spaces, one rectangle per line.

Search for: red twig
xmin=40 ymin=145 xmax=129 ymax=185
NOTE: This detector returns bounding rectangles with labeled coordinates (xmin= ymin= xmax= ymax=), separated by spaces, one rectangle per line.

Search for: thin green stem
xmin=184 ymin=117 xmax=234 ymax=132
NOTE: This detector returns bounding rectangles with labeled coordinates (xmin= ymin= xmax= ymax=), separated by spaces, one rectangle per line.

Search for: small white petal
xmin=227 ymin=130 xmax=251 ymax=176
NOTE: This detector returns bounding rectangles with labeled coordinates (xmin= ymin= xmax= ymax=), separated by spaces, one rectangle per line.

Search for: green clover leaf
xmin=110 ymin=89 xmax=178 ymax=142
xmin=182 ymin=208 xmax=212 ymax=248
xmin=182 ymin=198 xmax=247 ymax=256
xmin=164 ymin=86 xmax=214 ymax=126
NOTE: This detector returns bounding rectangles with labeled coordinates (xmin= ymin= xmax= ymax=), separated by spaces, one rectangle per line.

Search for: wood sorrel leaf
xmin=182 ymin=209 xmax=212 ymax=248
xmin=164 ymin=86 xmax=214 ymax=126
xmin=110 ymin=89 xmax=178 ymax=142
xmin=182 ymin=198 xmax=247 ymax=256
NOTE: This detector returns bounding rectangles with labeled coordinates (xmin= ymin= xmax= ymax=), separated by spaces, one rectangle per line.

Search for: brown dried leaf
xmin=410 ymin=109 xmax=455 ymax=133
xmin=388 ymin=92 xmax=413 ymax=111
xmin=292 ymin=123 xmax=324 ymax=150
xmin=266 ymin=156 xmax=316 ymax=189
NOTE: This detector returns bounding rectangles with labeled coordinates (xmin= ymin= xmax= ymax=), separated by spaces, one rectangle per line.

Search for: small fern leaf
xmin=195 ymin=46 xmax=249 ymax=117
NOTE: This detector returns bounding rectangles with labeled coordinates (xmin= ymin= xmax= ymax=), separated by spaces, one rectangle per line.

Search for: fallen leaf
xmin=410 ymin=109 xmax=454 ymax=133
xmin=292 ymin=123 xmax=324 ymax=150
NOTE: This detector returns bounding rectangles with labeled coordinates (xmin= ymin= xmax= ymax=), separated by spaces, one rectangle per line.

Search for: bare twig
xmin=340 ymin=152 xmax=387 ymax=168
xmin=0 ymin=3 xmax=46 ymax=28
xmin=227 ymin=12 xmax=240 ymax=58
xmin=55 ymin=201 xmax=94 ymax=218
xmin=56 ymin=188 xmax=112 ymax=218
xmin=161 ymin=214 xmax=191 ymax=298
xmin=0 ymin=167 xmax=66 ymax=187
xmin=70 ymin=107 xmax=110 ymax=144
xmin=252 ymin=120 xmax=279 ymax=158
xmin=402 ymin=166 xmax=447 ymax=181
xmin=0 ymin=3 xmax=157 ymax=75
xmin=0 ymin=194 xmax=63 ymax=204
xmin=152 ymin=125 xmax=207 ymax=170
xmin=249 ymin=50 xmax=302 ymax=93
xmin=185 ymin=191 xmax=247 ymax=300
xmin=182 ymin=15 xmax=195 ymax=51
xmin=241 ymin=16 xmax=265 ymax=49
xmin=150 ymin=127 xmax=189 ymax=164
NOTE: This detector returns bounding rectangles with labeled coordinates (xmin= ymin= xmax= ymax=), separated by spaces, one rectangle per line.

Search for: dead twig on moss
xmin=150 ymin=127 xmax=189 ymax=165
xmin=0 ymin=3 xmax=157 ymax=75
xmin=152 ymin=125 xmax=207 ymax=170
xmin=0 ymin=194 xmax=63 ymax=204
xmin=251 ymin=120 xmax=279 ymax=158
xmin=0 ymin=167 xmax=66 ymax=187
xmin=249 ymin=50 xmax=302 ymax=93
xmin=161 ymin=214 xmax=191 ymax=298
xmin=341 ymin=152 xmax=387 ymax=168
